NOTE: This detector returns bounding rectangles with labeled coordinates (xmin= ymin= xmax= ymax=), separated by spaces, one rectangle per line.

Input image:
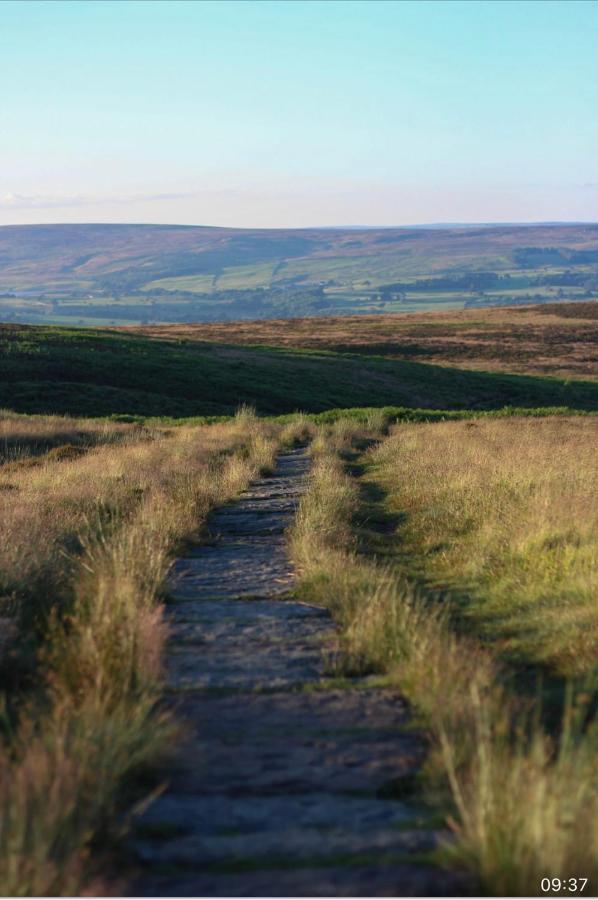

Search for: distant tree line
xmin=512 ymin=247 xmax=598 ymax=268
xmin=377 ymin=273 xmax=520 ymax=293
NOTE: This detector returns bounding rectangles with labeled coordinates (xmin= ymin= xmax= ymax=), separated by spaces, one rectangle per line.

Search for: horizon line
xmin=1 ymin=219 xmax=598 ymax=231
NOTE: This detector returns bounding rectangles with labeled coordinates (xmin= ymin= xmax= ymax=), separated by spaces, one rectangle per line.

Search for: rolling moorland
xmin=131 ymin=300 xmax=598 ymax=381
xmin=2 ymin=222 xmax=598 ymax=324
xmin=0 ymin=292 xmax=597 ymax=894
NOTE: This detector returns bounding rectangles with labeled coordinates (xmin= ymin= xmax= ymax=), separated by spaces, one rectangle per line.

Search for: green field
xmin=143 ymin=273 xmax=216 ymax=293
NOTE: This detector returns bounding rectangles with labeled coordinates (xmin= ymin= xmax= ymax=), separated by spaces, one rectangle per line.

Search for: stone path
xmin=127 ymin=450 xmax=456 ymax=897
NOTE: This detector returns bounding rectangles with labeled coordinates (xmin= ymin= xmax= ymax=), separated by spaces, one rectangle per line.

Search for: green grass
xmin=1 ymin=324 xmax=597 ymax=419
xmin=216 ymin=262 xmax=277 ymax=289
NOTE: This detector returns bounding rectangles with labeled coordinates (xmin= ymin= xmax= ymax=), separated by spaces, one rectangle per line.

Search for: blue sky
xmin=1 ymin=0 xmax=597 ymax=226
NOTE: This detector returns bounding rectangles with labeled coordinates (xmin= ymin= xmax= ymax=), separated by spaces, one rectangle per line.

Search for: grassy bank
xmin=0 ymin=409 xmax=280 ymax=895
xmin=369 ymin=416 xmax=598 ymax=679
xmin=2 ymin=324 xmax=598 ymax=418
xmin=290 ymin=419 xmax=597 ymax=895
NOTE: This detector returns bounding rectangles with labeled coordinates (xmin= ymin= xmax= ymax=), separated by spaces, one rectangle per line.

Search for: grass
xmin=1 ymin=323 xmax=597 ymax=419
xmin=0 ymin=409 xmax=146 ymax=464
xmin=369 ymin=416 xmax=598 ymax=679
xmin=216 ymin=261 xmax=277 ymax=290
xmin=0 ymin=408 xmax=281 ymax=895
xmin=289 ymin=419 xmax=598 ymax=895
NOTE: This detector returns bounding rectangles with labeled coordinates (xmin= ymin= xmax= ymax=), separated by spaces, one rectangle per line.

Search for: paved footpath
xmin=127 ymin=449 xmax=457 ymax=897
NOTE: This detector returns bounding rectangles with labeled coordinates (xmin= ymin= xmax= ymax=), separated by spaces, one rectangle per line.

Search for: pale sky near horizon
xmin=2 ymin=0 xmax=597 ymax=228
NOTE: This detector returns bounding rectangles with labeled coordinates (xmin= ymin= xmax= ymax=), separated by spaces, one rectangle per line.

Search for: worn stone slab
xmin=164 ymin=725 xmax=424 ymax=797
xmin=170 ymin=542 xmax=296 ymax=600
xmin=134 ymin=824 xmax=439 ymax=869
xmin=208 ymin=510 xmax=291 ymax=536
xmin=169 ymin=598 xmax=329 ymax=625
xmin=132 ymin=790 xmax=441 ymax=872
xmin=214 ymin=495 xmax=300 ymax=516
xmin=135 ymin=791 xmax=419 ymax=839
xmin=172 ymin=687 xmax=416 ymax=750
xmin=163 ymin=623 xmax=334 ymax=691
xmin=236 ymin=481 xmax=305 ymax=499
xmin=164 ymin=601 xmax=336 ymax=689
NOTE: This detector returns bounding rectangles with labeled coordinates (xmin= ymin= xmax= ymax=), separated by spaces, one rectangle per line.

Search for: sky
xmin=1 ymin=0 xmax=597 ymax=227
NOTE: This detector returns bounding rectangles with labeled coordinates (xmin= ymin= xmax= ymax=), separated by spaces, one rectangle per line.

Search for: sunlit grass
xmin=370 ymin=416 xmax=598 ymax=678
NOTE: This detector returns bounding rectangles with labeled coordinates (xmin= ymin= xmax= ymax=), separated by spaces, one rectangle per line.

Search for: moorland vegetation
xmin=133 ymin=301 xmax=598 ymax=381
xmin=1 ymin=322 xmax=598 ymax=420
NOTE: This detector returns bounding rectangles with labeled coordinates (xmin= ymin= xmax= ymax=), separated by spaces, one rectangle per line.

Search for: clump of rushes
xmin=0 ymin=415 xmax=279 ymax=896
xmin=290 ymin=418 xmax=598 ymax=896
xmin=233 ymin=405 xmax=279 ymax=475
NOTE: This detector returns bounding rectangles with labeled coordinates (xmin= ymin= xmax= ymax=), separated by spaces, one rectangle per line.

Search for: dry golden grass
xmin=440 ymin=693 xmax=598 ymax=896
xmin=291 ymin=420 xmax=598 ymax=895
xmin=370 ymin=416 xmax=598 ymax=677
xmin=0 ymin=421 xmax=240 ymax=631
xmin=0 ymin=409 xmax=143 ymax=464
xmin=0 ymin=410 xmax=279 ymax=895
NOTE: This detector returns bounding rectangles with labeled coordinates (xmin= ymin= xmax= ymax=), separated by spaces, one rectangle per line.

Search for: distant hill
xmin=1 ymin=222 xmax=598 ymax=324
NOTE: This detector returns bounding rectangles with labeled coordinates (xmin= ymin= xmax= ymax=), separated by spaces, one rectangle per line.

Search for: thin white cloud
xmin=1 ymin=192 xmax=92 ymax=209
xmin=0 ymin=190 xmax=210 ymax=210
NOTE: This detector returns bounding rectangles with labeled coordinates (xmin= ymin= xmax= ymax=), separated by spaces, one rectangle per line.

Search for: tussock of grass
xmin=0 ymin=412 xmax=279 ymax=895
xmin=290 ymin=420 xmax=598 ymax=895
xmin=440 ymin=691 xmax=598 ymax=896
xmin=279 ymin=412 xmax=317 ymax=448
xmin=0 ymin=408 xmax=145 ymax=464
xmin=0 ymin=694 xmax=170 ymax=896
